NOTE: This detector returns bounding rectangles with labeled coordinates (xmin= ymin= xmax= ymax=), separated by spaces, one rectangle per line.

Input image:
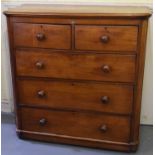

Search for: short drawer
xmin=16 ymin=50 xmax=136 ymax=83
xmin=20 ymin=108 xmax=131 ymax=143
xmin=17 ymin=79 xmax=133 ymax=114
xmin=13 ymin=23 xmax=71 ymax=49
xmin=75 ymin=25 xmax=138 ymax=52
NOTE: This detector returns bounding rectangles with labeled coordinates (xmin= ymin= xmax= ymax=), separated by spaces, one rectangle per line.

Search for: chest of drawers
xmin=4 ymin=5 xmax=152 ymax=152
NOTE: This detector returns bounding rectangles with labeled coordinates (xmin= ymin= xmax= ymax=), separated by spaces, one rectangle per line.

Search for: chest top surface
xmin=4 ymin=4 xmax=152 ymax=18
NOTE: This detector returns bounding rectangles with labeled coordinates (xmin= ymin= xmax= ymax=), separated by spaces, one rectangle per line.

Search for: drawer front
xmin=16 ymin=50 xmax=136 ymax=82
xmin=13 ymin=23 xmax=71 ymax=49
xmin=75 ymin=26 xmax=138 ymax=52
xmin=20 ymin=108 xmax=131 ymax=142
xmin=17 ymin=79 xmax=133 ymax=114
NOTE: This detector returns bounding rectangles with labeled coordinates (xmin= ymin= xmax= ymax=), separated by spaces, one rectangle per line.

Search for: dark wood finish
xmin=16 ymin=50 xmax=136 ymax=83
xmin=100 ymin=124 xmax=108 ymax=132
xmin=6 ymin=17 xmax=23 ymax=131
xmin=100 ymin=35 xmax=109 ymax=43
xmin=20 ymin=107 xmax=131 ymax=143
xmin=13 ymin=23 xmax=71 ymax=49
xmin=102 ymin=65 xmax=111 ymax=73
xmin=37 ymin=90 xmax=46 ymax=98
xmin=17 ymin=79 xmax=133 ymax=114
xmin=11 ymin=17 xmax=142 ymax=26
xmin=35 ymin=61 xmax=44 ymax=69
xmin=101 ymin=96 xmax=109 ymax=104
xmin=75 ymin=26 xmax=138 ymax=52
xmin=39 ymin=118 xmax=47 ymax=126
xmin=131 ymin=19 xmax=149 ymax=143
xmin=36 ymin=33 xmax=46 ymax=41
xmin=4 ymin=5 xmax=151 ymax=152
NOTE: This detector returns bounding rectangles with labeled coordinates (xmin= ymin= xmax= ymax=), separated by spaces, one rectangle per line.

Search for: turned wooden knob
xmin=100 ymin=35 xmax=109 ymax=43
xmin=102 ymin=65 xmax=110 ymax=73
xmin=39 ymin=118 xmax=47 ymax=126
xmin=36 ymin=33 xmax=45 ymax=41
xmin=101 ymin=96 xmax=109 ymax=104
xmin=100 ymin=125 xmax=107 ymax=132
xmin=35 ymin=61 xmax=44 ymax=69
xmin=37 ymin=90 xmax=46 ymax=98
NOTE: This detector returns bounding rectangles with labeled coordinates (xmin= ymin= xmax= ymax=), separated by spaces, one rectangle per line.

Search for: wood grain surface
xmin=17 ymin=79 xmax=133 ymax=114
xmin=16 ymin=50 xmax=136 ymax=82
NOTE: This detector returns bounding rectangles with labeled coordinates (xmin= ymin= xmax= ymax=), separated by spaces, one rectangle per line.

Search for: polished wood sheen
xmin=20 ymin=108 xmax=131 ymax=143
xmin=75 ymin=26 xmax=138 ymax=52
xmin=17 ymin=79 xmax=133 ymax=114
xmin=4 ymin=4 xmax=151 ymax=152
xmin=16 ymin=50 xmax=136 ymax=82
xmin=13 ymin=23 xmax=71 ymax=49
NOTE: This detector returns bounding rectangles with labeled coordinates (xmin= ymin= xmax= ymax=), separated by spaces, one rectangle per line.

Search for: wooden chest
xmin=4 ymin=5 xmax=152 ymax=152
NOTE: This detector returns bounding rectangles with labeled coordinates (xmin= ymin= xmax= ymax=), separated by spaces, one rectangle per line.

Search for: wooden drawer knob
xmin=101 ymin=96 xmax=109 ymax=104
xmin=102 ymin=65 xmax=110 ymax=73
xmin=36 ymin=33 xmax=45 ymax=41
xmin=39 ymin=118 xmax=47 ymax=126
xmin=100 ymin=35 xmax=109 ymax=43
xmin=35 ymin=61 xmax=44 ymax=69
xmin=100 ymin=124 xmax=107 ymax=132
xmin=37 ymin=90 xmax=46 ymax=98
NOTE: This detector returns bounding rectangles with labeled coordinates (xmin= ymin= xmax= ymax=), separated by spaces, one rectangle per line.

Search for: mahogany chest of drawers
xmin=4 ymin=5 xmax=152 ymax=152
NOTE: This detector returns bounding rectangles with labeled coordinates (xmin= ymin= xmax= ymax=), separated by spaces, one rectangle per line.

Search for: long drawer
xmin=13 ymin=23 xmax=71 ymax=49
xmin=16 ymin=50 xmax=136 ymax=83
xmin=17 ymin=79 xmax=133 ymax=114
xmin=20 ymin=107 xmax=131 ymax=143
xmin=75 ymin=25 xmax=138 ymax=52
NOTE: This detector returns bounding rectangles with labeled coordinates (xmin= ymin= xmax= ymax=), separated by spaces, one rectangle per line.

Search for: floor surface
xmin=1 ymin=113 xmax=153 ymax=155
